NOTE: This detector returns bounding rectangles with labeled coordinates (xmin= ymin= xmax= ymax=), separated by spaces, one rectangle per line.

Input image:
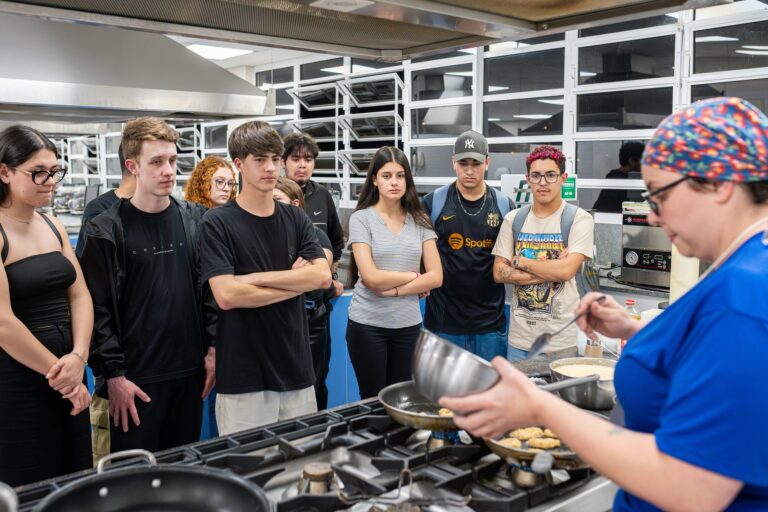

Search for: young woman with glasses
xmin=444 ymin=97 xmax=768 ymax=511
xmin=346 ymin=146 xmax=442 ymax=398
xmin=184 ymin=156 xmax=238 ymax=209
xmin=0 ymin=125 xmax=93 ymax=486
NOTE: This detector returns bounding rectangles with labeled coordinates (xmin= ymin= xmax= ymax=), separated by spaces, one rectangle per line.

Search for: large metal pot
xmin=550 ymin=357 xmax=616 ymax=410
xmin=34 ymin=450 xmax=270 ymax=512
xmin=0 ymin=482 xmax=16 ymax=512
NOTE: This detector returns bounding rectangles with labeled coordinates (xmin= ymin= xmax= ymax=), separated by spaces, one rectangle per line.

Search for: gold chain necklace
xmin=0 ymin=210 xmax=33 ymax=224
xmin=456 ymin=186 xmax=487 ymax=217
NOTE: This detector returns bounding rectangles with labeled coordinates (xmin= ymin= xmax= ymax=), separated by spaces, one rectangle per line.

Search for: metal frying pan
xmin=378 ymin=376 xmax=602 ymax=433
xmin=378 ymin=380 xmax=458 ymax=432
xmin=485 ymin=406 xmax=609 ymax=471
xmin=485 ymin=434 xmax=588 ymax=470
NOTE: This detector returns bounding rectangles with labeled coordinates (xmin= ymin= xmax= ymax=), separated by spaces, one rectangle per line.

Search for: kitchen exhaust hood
xmin=0 ymin=0 xmax=728 ymax=62
xmin=0 ymin=12 xmax=268 ymax=125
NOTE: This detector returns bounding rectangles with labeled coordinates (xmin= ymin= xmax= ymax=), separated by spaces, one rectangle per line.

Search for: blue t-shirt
xmin=614 ymin=233 xmax=768 ymax=511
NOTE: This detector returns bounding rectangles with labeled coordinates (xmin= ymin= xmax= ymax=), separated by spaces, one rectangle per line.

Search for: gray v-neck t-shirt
xmin=347 ymin=207 xmax=437 ymax=329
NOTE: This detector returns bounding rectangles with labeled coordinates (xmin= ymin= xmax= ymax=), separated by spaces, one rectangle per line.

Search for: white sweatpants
xmin=215 ymin=386 xmax=317 ymax=435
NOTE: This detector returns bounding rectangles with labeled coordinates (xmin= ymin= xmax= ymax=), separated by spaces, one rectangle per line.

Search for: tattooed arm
xmin=493 ymin=256 xmax=545 ymax=285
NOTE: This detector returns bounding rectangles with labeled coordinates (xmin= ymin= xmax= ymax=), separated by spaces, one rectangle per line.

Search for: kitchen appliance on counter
xmin=621 ymin=202 xmax=672 ymax=288
xmin=15 ymin=397 xmax=617 ymax=512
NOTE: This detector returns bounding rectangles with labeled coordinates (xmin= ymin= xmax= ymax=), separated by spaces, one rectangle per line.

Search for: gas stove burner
xmin=347 ymin=469 xmax=472 ymax=512
xmin=426 ymin=430 xmax=460 ymax=450
xmin=509 ymin=462 xmax=548 ymax=489
xmin=297 ymin=462 xmax=343 ymax=495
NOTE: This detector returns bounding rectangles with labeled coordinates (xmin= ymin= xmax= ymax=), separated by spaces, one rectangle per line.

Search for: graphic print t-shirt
xmin=119 ymin=201 xmax=204 ymax=384
xmin=492 ymin=202 xmax=594 ymax=352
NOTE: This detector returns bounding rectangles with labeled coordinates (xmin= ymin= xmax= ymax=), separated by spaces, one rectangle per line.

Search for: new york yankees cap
xmin=453 ymin=130 xmax=489 ymax=162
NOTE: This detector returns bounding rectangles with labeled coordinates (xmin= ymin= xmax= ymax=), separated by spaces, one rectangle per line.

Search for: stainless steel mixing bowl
xmin=412 ymin=330 xmax=500 ymax=402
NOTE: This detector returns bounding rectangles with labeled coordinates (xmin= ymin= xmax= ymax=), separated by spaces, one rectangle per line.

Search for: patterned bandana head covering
xmin=642 ymin=97 xmax=768 ymax=182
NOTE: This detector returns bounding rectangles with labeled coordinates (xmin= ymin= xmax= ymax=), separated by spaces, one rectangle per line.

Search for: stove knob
xmin=531 ymin=451 xmax=555 ymax=474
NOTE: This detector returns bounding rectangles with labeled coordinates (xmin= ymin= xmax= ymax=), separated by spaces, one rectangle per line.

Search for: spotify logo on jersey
xmin=448 ymin=233 xmax=464 ymax=250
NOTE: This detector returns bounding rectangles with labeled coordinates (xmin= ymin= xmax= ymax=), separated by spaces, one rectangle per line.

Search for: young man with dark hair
xmin=281 ymin=132 xmax=343 ymax=410
xmin=593 ymin=141 xmax=646 ymax=212
xmin=201 ymin=121 xmax=331 ymax=434
xmin=282 ymin=132 xmax=344 ymax=263
xmin=492 ymin=145 xmax=594 ymax=361
xmin=80 ymin=117 xmax=216 ymax=452
xmin=422 ymin=130 xmax=514 ymax=361
xmin=75 ymin=143 xmax=134 ymax=258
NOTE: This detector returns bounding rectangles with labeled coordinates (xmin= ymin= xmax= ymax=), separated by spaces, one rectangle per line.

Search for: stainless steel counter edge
xmin=529 ymin=477 xmax=618 ymax=512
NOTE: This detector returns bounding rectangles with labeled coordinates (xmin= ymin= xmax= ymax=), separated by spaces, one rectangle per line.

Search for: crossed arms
xmin=493 ymin=249 xmax=587 ymax=286
xmin=209 ymin=257 xmax=332 ymax=310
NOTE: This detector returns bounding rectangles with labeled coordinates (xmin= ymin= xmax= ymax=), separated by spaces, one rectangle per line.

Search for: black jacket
xmin=303 ymin=180 xmax=345 ymax=262
xmin=79 ymin=197 xmax=217 ymax=382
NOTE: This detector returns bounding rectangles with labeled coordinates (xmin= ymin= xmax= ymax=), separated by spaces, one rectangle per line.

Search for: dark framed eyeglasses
xmin=527 ymin=171 xmax=562 ymax=184
xmin=641 ymin=175 xmax=690 ymax=215
xmin=213 ymin=177 xmax=237 ymax=190
xmin=13 ymin=167 xmax=68 ymax=185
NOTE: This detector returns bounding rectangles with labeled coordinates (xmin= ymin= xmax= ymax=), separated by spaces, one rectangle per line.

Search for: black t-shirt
xmin=422 ymin=183 xmax=513 ymax=334
xmin=118 ymin=201 xmax=204 ymax=384
xmin=200 ymin=200 xmax=325 ymax=394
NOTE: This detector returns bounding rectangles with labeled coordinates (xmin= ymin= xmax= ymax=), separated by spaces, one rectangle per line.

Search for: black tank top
xmin=0 ymin=214 xmax=75 ymax=326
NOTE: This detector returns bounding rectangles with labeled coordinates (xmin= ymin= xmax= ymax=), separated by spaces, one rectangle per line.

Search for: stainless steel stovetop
xmin=16 ymin=398 xmax=617 ymax=512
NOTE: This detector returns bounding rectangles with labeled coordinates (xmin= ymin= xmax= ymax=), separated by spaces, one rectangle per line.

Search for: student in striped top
xmin=346 ymin=146 xmax=442 ymax=398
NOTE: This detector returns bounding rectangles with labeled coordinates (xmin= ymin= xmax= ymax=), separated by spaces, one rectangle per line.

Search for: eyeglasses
xmin=527 ymin=171 xmax=561 ymax=184
xmin=213 ymin=177 xmax=237 ymax=190
xmin=641 ymin=175 xmax=690 ymax=215
xmin=13 ymin=167 xmax=68 ymax=185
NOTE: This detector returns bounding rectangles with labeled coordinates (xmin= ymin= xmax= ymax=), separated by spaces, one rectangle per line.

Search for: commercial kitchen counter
xmin=511 ymin=346 xmax=583 ymax=375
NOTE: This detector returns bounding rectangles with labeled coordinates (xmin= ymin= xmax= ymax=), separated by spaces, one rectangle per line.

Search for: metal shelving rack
xmin=66 ymin=136 xmax=100 ymax=186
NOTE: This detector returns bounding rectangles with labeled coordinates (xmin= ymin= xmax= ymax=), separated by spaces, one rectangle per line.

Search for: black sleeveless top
xmin=0 ymin=214 xmax=75 ymax=327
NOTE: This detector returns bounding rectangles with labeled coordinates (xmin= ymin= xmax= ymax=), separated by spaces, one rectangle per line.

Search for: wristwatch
xmin=332 ymin=272 xmax=339 ymax=281
xmin=512 ymin=256 xmax=520 ymax=268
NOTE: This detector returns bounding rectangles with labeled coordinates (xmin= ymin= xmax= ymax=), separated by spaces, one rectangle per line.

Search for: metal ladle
xmin=527 ymin=295 xmax=607 ymax=359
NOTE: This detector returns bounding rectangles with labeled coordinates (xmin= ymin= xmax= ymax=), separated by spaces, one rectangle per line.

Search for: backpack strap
xmin=491 ymin=187 xmax=511 ymax=218
xmin=39 ymin=212 xmax=63 ymax=247
xmin=511 ymin=204 xmax=531 ymax=250
xmin=0 ymin=223 xmax=7 ymax=263
xmin=560 ymin=203 xmax=578 ymax=248
xmin=428 ymin=184 xmax=451 ymax=225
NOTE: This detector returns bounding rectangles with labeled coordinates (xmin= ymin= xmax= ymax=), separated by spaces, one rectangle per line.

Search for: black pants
xmin=0 ymin=323 xmax=91 ymax=487
xmin=110 ymin=373 xmax=203 ymax=453
xmin=308 ymin=303 xmax=331 ymax=410
xmin=346 ymin=319 xmax=420 ymax=399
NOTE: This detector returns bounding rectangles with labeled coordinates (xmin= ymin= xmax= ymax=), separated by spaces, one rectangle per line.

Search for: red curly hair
xmin=526 ymin=145 xmax=566 ymax=173
xmin=184 ymin=156 xmax=237 ymax=208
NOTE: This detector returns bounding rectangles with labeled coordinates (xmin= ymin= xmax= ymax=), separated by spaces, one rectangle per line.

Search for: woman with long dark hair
xmin=346 ymin=146 xmax=442 ymax=398
xmin=0 ymin=125 xmax=93 ymax=486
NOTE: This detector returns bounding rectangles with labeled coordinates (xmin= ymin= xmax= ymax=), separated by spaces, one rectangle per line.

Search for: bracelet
xmin=70 ymin=351 xmax=87 ymax=365
xmin=414 ymin=271 xmax=420 ymax=279
xmin=395 ymin=287 xmax=399 ymax=297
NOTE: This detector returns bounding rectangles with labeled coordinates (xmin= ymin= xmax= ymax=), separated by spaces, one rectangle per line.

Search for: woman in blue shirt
xmin=442 ymin=97 xmax=768 ymax=511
